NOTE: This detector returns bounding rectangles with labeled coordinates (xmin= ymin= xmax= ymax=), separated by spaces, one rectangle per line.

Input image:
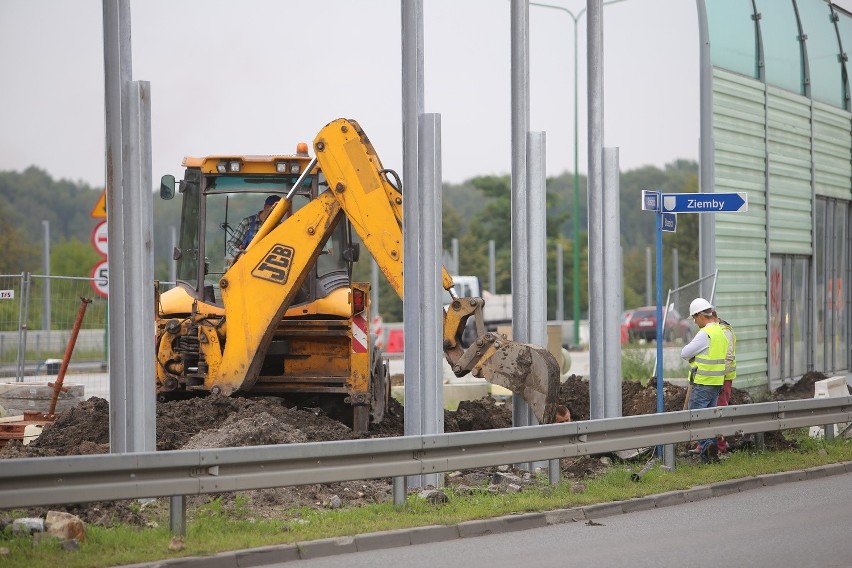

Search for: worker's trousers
xmin=688 ymin=383 xmax=723 ymax=459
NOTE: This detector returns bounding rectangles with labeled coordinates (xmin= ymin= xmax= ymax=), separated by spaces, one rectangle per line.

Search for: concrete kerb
xmin=760 ymin=469 xmax=807 ymax=486
xmin=484 ymin=512 xmax=548 ymax=534
xmin=120 ymin=461 xmax=852 ymax=568
xmin=354 ymin=528 xmax=412 ymax=552
xmin=294 ymin=536 xmax=356 ymax=560
xmin=234 ymin=544 xmax=300 ymax=567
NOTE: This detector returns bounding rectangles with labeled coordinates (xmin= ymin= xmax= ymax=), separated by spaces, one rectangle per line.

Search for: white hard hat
xmin=689 ymin=297 xmax=713 ymax=318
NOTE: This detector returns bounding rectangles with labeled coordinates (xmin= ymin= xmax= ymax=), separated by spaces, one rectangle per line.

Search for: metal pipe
xmin=587 ymin=0 xmax=605 ymax=419
xmin=42 ymin=220 xmax=50 ymax=332
xmin=169 ymin=495 xmax=186 ymax=536
xmin=696 ymin=0 xmax=716 ymax=292
xmin=603 ymin=148 xmax=621 ymax=418
xmin=511 ymin=0 xmax=532 ymax=428
xmin=393 ymin=476 xmax=406 ymax=507
xmin=489 ymin=240 xmax=496 ymax=294
xmin=15 ymin=272 xmax=29 ymax=383
xmin=556 ymin=243 xmax=564 ymax=322
xmin=401 ymin=0 xmax=425 ymax=489
xmin=529 ymin=0 xmax=631 ymax=347
xmin=103 ymin=0 xmax=132 ymax=453
xmin=48 ymin=297 xmax=92 ymax=416
xmin=418 ymin=113 xmax=445 ymax=489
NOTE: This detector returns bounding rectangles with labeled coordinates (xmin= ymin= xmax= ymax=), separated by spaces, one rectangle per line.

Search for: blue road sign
xmin=662 ymin=213 xmax=677 ymax=232
xmin=661 ymin=192 xmax=747 ymax=213
xmin=642 ymin=190 xmax=660 ymax=211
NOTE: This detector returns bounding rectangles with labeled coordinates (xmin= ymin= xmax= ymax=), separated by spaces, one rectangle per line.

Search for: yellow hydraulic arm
xmin=313 ymin=118 xmax=560 ymax=424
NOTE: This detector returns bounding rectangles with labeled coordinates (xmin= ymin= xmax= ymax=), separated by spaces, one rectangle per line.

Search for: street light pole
xmin=530 ymin=0 xmax=628 ymax=346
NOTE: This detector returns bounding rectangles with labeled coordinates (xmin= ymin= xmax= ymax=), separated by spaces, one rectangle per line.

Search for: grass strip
xmin=2 ymin=433 xmax=850 ymax=568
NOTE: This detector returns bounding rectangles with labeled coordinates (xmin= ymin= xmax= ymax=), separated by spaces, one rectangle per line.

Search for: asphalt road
xmin=288 ymin=471 xmax=852 ymax=568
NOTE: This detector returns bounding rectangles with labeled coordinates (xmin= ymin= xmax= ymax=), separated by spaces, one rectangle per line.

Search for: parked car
xmin=622 ymin=306 xmax=691 ymax=343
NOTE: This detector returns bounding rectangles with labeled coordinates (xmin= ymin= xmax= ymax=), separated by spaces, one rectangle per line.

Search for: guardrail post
xmin=170 ymin=495 xmax=186 ymax=536
xmin=392 ymin=476 xmax=406 ymax=507
xmin=662 ymin=443 xmax=675 ymax=471
xmin=548 ymin=458 xmax=560 ymax=485
xmin=823 ymin=423 xmax=835 ymax=442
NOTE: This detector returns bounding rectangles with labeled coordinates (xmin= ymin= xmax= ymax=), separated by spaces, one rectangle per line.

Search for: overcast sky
xmin=2 ymin=1 xmax=851 ymax=189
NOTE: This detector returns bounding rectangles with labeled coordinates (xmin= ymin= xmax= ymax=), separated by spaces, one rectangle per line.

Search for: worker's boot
xmin=702 ymin=441 xmax=719 ymax=464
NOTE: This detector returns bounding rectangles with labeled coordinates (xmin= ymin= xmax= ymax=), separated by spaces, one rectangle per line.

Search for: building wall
xmin=712 ymin=69 xmax=769 ymax=390
xmin=702 ymin=0 xmax=852 ymax=392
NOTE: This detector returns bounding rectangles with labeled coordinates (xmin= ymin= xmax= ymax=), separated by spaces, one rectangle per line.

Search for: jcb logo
xmin=252 ymin=244 xmax=295 ymax=284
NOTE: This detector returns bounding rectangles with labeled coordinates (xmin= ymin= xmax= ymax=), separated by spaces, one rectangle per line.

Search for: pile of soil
xmin=770 ymin=371 xmax=851 ymax=400
xmin=0 ymin=371 xmax=816 ymax=526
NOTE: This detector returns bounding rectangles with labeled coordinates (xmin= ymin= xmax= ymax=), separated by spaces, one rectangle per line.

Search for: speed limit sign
xmin=91 ymin=259 xmax=109 ymax=298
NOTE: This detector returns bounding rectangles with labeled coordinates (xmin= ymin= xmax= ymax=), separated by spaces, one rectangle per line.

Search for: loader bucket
xmin=476 ymin=343 xmax=560 ymax=424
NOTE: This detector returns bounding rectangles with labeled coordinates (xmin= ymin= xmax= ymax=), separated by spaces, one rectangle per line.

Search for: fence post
xmin=15 ymin=273 xmax=31 ymax=383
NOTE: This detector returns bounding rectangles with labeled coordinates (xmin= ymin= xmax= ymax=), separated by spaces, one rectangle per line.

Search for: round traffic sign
xmin=90 ymin=259 xmax=109 ymax=298
xmin=91 ymin=220 xmax=108 ymax=256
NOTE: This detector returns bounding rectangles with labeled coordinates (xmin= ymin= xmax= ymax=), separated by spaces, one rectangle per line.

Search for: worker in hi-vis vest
xmin=681 ymin=297 xmax=729 ymax=463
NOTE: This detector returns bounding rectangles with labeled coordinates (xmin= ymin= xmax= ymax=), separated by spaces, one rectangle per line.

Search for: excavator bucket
xmin=475 ymin=343 xmax=560 ymax=424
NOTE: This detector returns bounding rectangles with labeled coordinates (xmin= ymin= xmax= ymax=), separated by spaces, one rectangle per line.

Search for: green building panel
xmin=813 ymin=103 xmax=852 ymax=201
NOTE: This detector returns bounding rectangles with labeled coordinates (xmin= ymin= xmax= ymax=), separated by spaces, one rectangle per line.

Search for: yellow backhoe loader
xmin=155 ymin=118 xmax=559 ymax=432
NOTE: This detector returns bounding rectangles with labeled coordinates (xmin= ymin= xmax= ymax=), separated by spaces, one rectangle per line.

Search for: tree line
xmin=0 ymin=160 xmax=699 ymax=323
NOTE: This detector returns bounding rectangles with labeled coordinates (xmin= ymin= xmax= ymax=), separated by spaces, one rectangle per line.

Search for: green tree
xmin=0 ymin=204 xmax=39 ymax=273
xmin=620 ymin=163 xmax=700 ymax=310
xmin=51 ymin=239 xmax=102 ymax=278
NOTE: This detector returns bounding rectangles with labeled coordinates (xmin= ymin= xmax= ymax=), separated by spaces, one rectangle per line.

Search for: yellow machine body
xmin=156 ymin=119 xmax=558 ymax=432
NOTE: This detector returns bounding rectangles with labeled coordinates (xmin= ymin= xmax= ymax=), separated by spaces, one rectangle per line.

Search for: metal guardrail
xmin=1 ymin=397 xmax=850 ymax=509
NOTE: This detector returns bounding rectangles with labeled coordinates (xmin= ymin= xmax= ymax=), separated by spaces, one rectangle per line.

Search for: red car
xmin=622 ymin=306 xmax=691 ymax=343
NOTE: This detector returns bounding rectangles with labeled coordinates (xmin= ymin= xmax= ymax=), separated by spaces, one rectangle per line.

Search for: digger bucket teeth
xmin=477 ymin=343 xmax=560 ymax=424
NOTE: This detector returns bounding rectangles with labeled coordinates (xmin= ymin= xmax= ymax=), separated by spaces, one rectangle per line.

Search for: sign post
xmin=642 ymin=190 xmax=748 ymax=462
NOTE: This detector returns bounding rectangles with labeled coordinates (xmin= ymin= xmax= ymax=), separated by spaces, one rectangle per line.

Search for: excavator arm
xmin=313 ymin=118 xmax=559 ymax=424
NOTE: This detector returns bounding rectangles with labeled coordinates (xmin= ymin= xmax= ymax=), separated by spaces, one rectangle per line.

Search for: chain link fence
xmin=0 ymin=273 xmax=109 ymax=410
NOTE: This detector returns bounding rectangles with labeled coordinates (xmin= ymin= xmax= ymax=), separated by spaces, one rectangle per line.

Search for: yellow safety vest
xmin=719 ymin=320 xmax=736 ymax=381
xmin=693 ymin=323 xmax=728 ymax=386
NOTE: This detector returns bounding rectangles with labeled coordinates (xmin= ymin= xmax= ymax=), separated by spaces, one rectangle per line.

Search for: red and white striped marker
xmin=372 ymin=315 xmax=384 ymax=349
xmin=352 ymin=314 xmax=369 ymax=353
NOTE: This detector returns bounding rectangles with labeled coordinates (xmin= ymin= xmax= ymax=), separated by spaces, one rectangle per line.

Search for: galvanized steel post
xmin=401 ymin=0 xmax=426 ymax=490
xmin=511 ymin=0 xmax=533 ymax=428
xmin=587 ymin=0 xmax=605 ymax=419
xmin=102 ymin=0 xmax=131 ymax=452
xmin=603 ymin=148 xmax=622 ymax=418
xmin=418 ymin=113 xmax=445 ymax=489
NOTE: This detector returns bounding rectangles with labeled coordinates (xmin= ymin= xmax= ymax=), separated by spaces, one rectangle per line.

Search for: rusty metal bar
xmin=47 ymin=297 xmax=92 ymax=416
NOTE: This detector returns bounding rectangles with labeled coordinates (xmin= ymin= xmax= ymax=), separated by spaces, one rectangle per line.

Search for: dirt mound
xmin=555 ymin=375 xmax=752 ymax=420
xmin=0 ymin=372 xmax=808 ymax=527
xmin=157 ymin=396 xmax=359 ymax=450
xmin=27 ymin=398 xmax=110 ymax=457
xmin=183 ymin=412 xmax=309 ymax=449
xmin=0 ymin=376 xmax=757 ymax=461
xmin=445 ymin=397 xmax=513 ymax=431
xmin=770 ymin=371 xmax=850 ymax=400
